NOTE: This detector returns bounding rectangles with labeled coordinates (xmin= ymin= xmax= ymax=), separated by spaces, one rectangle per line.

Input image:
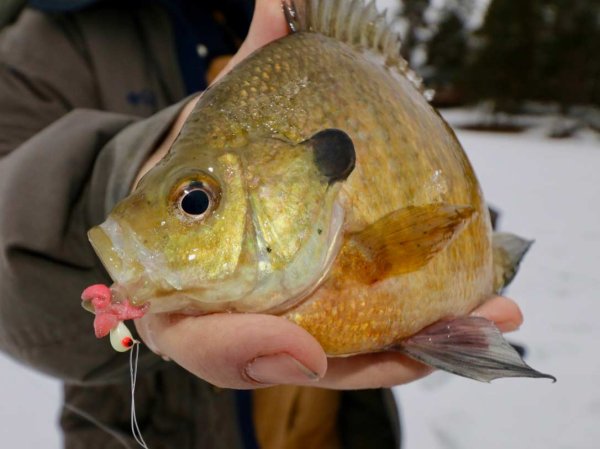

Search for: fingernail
xmin=245 ymin=353 xmax=320 ymax=385
xmin=499 ymin=320 xmax=521 ymax=333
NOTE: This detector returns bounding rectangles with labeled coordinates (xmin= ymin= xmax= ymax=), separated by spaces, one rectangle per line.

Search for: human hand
xmin=135 ymin=295 xmax=523 ymax=389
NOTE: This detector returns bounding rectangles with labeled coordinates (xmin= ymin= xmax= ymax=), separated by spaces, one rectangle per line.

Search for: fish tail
xmin=392 ymin=316 xmax=556 ymax=382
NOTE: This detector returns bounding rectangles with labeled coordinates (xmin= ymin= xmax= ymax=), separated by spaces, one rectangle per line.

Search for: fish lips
xmin=88 ymin=217 xmax=173 ymax=302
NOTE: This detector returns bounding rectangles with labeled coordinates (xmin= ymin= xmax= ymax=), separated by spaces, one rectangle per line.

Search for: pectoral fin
xmin=338 ymin=203 xmax=475 ymax=283
xmin=492 ymin=232 xmax=533 ymax=293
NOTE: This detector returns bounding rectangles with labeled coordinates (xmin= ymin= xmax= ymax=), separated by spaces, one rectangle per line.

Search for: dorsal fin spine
xmin=321 ymin=0 xmax=334 ymax=33
xmin=372 ymin=11 xmax=388 ymax=50
xmin=333 ymin=0 xmax=346 ymax=41
xmin=347 ymin=1 xmax=362 ymax=44
xmin=283 ymin=0 xmax=432 ymax=101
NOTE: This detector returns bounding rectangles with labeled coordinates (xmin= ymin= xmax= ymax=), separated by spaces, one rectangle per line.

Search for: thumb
xmin=213 ymin=0 xmax=289 ymax=83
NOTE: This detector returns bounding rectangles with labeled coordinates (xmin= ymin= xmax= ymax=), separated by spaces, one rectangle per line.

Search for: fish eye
xmin=181 ymin=188 xmax=210 ymax=215
xmin=175 ymin=180 xmax=219 ymax=219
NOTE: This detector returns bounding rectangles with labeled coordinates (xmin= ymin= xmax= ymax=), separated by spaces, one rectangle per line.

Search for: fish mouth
xmin=88 ymin=216 xmax=191 ymax=304
xmin=88 ymin=221 xmax=131 ymax=286
xmin=88 ymin=218 xmax=181 ymax=303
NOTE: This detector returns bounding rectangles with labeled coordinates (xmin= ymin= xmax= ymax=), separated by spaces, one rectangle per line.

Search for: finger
xmin=213 ymin=0 xmax=289 ymax=83
xmin=471 ymin=295 xmax=523 ymax=332
xmin=316 ymin=352 xmax=433 ymax=390
xmin=239 ymin=0 xmax=289 ymax=57
xmin=135 ymin=313 xmax=327 ymax=389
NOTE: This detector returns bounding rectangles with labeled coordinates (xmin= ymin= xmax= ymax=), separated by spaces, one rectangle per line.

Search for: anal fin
xmin=393 ymin=316 xmax=556 ymax=382
xmin=338 ymin=203 xmax=475 ymax=283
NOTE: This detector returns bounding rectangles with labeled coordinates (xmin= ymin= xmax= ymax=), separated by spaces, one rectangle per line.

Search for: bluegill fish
xmin=83 ymin=0 xmax=554 ymax=381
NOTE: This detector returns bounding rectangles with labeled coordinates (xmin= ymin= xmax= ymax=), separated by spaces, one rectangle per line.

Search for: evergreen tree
xmin=535 ymin=0 xmax=600 ymax=111
xmin=425 ymin=9 xmax=468 ymax=90
xmin=398 ymin=0 xmax=430 ymax=62
xmin=463 ymin=0 xmax=541 ymax=113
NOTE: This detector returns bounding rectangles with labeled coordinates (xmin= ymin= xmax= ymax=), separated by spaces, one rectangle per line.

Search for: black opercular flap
xmin=308 ymin=129 xmax=356 ymax=184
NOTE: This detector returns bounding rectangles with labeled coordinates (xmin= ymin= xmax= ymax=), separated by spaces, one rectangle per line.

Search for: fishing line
xmin=62 ymin=340 xmax=150 ymax=449
xmin=130 ymin=340 xmax=151 ymax=449
xmin=62 ymin=402 xmax=133 ymax=448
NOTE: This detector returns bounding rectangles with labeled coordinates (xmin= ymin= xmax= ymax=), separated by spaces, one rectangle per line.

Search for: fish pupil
xmin=181 ymin=189 xmax=210 ymax=216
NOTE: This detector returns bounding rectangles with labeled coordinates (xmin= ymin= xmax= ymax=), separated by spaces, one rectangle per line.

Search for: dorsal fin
xmin=282 ymin=0 xmax=434 ymax=101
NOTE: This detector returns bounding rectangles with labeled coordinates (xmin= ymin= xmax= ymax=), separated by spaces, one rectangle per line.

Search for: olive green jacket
xmin=0 ymin=4 xmax=400 ymax=448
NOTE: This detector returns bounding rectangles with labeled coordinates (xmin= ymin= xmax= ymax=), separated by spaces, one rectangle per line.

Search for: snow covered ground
xmin=0 ymin=111 xmax=598 ymax=448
